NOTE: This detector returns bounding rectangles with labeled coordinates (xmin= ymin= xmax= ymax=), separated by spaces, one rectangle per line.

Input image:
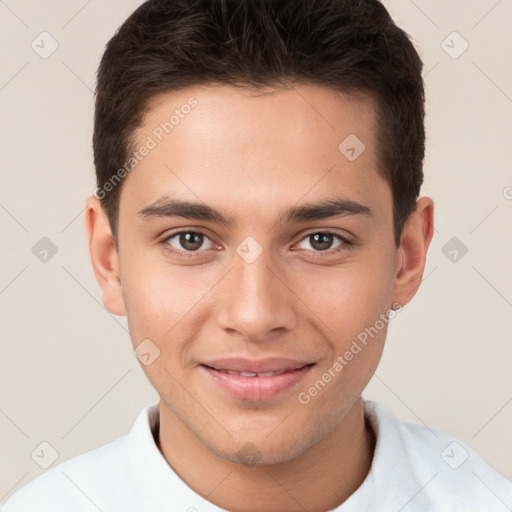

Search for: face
xmin=88 ymin=83 xmax=428 ymax=465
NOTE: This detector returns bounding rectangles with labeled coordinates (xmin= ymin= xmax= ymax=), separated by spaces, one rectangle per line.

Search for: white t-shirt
xmin=2 ymin=400 xmax=511 ymax=512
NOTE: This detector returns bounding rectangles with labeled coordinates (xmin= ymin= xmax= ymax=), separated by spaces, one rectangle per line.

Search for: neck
xmin=157 ymin=398 xmax=375 ymax=512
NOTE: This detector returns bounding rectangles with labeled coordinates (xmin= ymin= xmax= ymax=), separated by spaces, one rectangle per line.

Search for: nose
xmin=215 ymin=246 xmax=298 ymax=342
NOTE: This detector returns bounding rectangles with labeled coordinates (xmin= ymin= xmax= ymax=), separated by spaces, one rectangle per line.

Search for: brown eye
xmin=309 ymin=233 xmax=335 ymax=251
xmin=164 ymin=231 xmax=215 ymax=253
xmin=295 ymin=231 xmax=351 ymax=255
xmin=179 ymin=232 xmax=203 ymax=251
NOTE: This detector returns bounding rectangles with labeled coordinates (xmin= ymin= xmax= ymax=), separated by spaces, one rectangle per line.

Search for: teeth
xmin=219 ymin=369 xmax=288 ymax=377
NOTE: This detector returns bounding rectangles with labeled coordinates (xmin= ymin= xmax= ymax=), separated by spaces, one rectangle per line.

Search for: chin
xmin=202 ymin=425 xmax=323 ymax=467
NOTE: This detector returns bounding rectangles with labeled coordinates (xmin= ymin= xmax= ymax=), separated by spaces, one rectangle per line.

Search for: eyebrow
xmin=138 ymin=196 xmax=371 ymax=226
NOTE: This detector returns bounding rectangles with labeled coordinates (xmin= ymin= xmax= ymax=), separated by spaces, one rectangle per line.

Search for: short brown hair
xmin=93 ymin=0 xmax=425 ymax=246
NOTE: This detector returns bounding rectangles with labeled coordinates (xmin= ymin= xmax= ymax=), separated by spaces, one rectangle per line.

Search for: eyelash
xmin=159 ymin=230 xmax=354 ymax=260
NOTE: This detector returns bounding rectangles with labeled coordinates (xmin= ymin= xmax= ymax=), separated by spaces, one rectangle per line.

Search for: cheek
xmin=292 ymin=252 xmax=395 ymax=389
xmin=301 ymin=269 xmax=392 ymax=404
xmin=299 ymin=257 xmax=395 ymax=335
xmin=120 ymin=251 xmax=217 ymax=348
xmin=120 ymin=263 xmax=205 ymax=391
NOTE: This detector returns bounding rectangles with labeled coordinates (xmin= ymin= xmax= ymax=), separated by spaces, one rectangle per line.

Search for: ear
xmin=84 ymin=196 xmax=127 ymax=316
xmin=391 ymin=196 xmax=434 ymax=308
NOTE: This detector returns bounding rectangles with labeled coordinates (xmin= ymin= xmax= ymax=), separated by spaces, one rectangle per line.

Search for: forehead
xmin=137 ymin=83 xmax=378 ymax=154
xmin=121 ymin=83 xmax=390 ymax=225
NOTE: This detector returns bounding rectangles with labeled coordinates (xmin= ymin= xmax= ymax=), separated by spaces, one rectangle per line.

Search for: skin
xmin=85 ymin=83 xmax=434 ymax=512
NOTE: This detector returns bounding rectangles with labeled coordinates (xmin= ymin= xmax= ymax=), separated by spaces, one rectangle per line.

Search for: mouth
xmin=203 ymin=366 xmax=304 ymax=378
xmin=199 ymin=358 xmax=315 ymax=401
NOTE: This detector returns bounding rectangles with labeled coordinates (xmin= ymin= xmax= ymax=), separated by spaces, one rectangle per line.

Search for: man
xmin=3 ymin=0 xmax=511 ymax=511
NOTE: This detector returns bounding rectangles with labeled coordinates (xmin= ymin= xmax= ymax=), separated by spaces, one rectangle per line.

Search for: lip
xmin=200 ymin=358 xmax=314 ymax=401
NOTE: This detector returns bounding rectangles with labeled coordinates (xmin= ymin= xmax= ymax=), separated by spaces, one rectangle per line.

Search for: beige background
xmin=1 ymin=0 xmax=511 ymax=503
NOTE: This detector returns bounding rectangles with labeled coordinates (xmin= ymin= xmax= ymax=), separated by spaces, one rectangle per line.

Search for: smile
xmin=199 ymin=359 xmax=315 ymax=401
xmin=207 ymin=367 xmax=300 ymax=377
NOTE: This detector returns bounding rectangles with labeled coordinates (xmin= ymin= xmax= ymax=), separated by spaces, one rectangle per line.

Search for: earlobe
xmin=392 ymin=197 xmax=434 ymax=307
xmin=84 ymin=196 xmax=127 ymax=316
